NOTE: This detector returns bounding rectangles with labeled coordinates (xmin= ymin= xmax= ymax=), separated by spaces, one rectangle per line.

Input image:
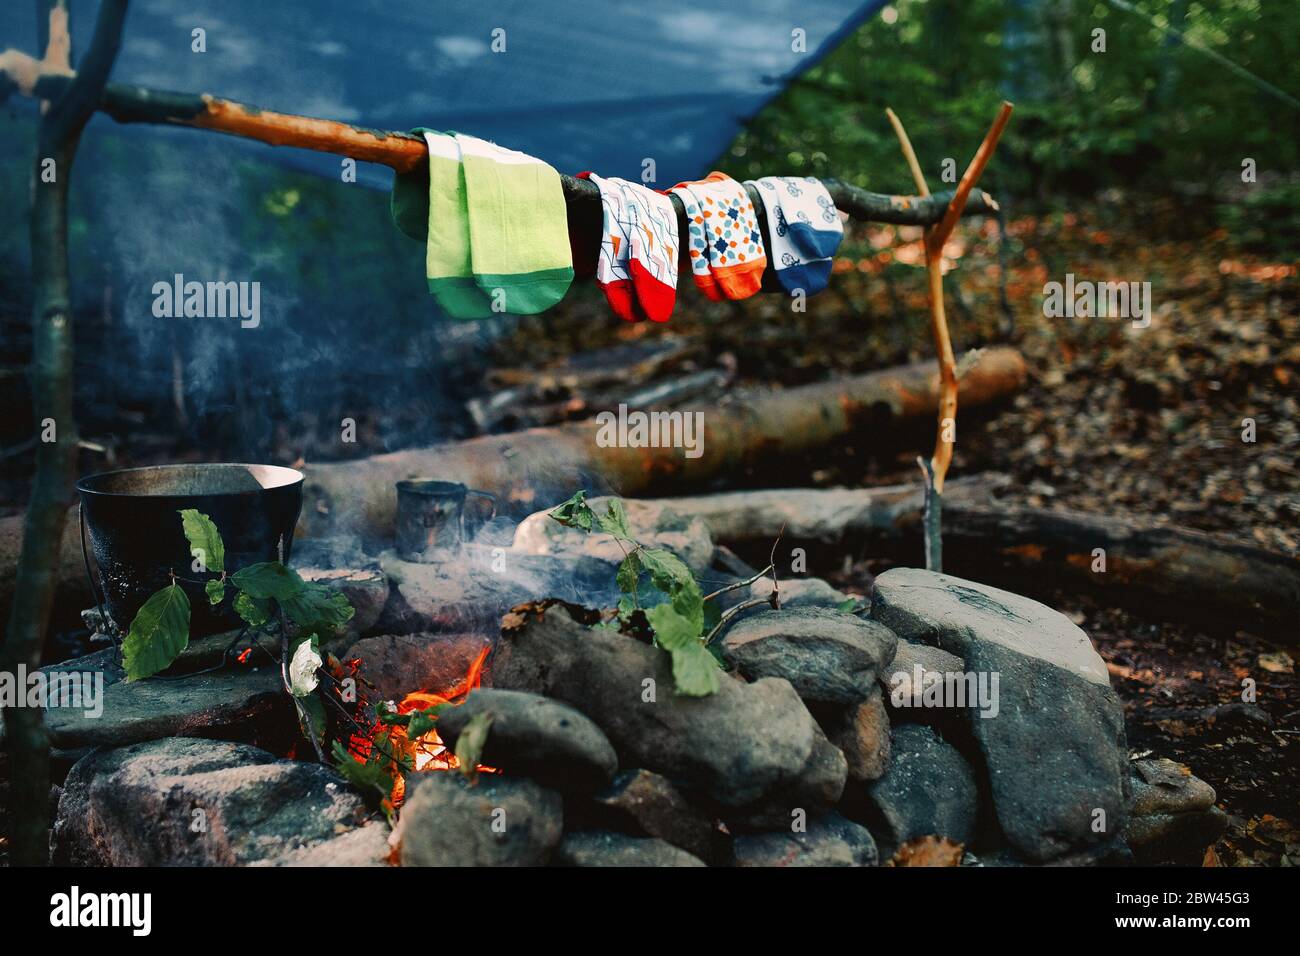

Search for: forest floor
xmin=4 ymin=191 xmax=1295 ymax=865
xmin=492 ymin=191 xmax=1300 ymax=865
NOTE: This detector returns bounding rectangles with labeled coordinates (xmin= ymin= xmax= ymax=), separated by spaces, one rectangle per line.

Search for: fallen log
xmin=638 ymin=482 xmax=1300 ymax=639
xmin=0 ymin=349 xmax=1026 ymax=615
xmin=645 ymin=474 xmax=1011 ymax=543
xmin=936 ymin=503 xmax=1300 ymax=639
xmin=296 ymin=347 xmax=1027 ymax=547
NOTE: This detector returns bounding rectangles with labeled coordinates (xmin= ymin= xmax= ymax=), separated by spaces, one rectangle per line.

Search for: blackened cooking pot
xmin=77 ymin=463 xmax=304 ymax=635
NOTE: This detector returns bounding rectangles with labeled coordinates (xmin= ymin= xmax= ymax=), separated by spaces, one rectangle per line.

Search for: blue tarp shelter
xmin=4 ymin=0 xmax=888 ymax=186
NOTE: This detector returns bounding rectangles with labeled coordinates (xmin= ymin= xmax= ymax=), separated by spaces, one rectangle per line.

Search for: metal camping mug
xmin=395 ymin=479 xmax=497 ymax=561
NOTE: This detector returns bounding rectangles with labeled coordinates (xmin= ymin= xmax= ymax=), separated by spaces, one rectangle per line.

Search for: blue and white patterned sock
xmin=747 ymin=176 xmax=844 ymax=295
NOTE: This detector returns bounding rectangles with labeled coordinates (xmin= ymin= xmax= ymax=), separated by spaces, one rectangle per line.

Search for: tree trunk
xmin=296 ymin=347 xmax=1027 ymax=548
xmin=633 ymin=482 xmax=1300 ymax=639
xmin=2 ymin=0 xmax=128 ymax=867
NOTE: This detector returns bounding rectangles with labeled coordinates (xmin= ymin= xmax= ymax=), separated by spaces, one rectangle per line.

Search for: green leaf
xmin=233 ymin=591 xmax=271 ymax=628
xmin=638 ymin=546 xmax=705 ymax=634
xmin=406 ymin=708 xmax=438 ymax=739
xmin=281 ymin=582 xmax=355 ymax=636
xmin=455 ymin=711 xmax=494 ymax=778
xmin=596 ymin=499 xmax=633 ymax=539
xmin=669 ymin=641 xmax=722 ymax=697
xmin=646 ymin=602 xmax=699 ymax=651
xmin=179 ymin=508 xmax=225 ymax=573
xmin=646 ymin=602 xmax=719 ymax=697
xmin=330 ymin=741 xmax=394 ymax=798
xmin=616 ymin=551 xmax=642 ymax=594
xmin=122 ymin=584 xmax=191 ymax=681
xmin=205 ymin=578 xmax=226 ymax=606
xmin=230 ymin=561 xmax=305 ymax=601
xmin=639 ymin=547 xmax=695 ymax=597
xmin=549 ymin=490 xmax=594 ymax=532
xmin=295 ymin=694 xmax=327 ymax=750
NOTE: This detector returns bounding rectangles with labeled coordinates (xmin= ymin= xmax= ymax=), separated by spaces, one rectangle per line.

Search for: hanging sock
xmin=670 ymin=172 xmax=766 ymax=301
xmin=421 ymin=131 xmax=498 ymax=319
xmin=578 ymin=172 xmax=678 ymax=323
xmin=454 ymin=133 xmax=573 ymax=315
xmin=746 ymin=176 xmax=844 ymax=296
xmin=389 ymin=127 xmax=436 ymax=242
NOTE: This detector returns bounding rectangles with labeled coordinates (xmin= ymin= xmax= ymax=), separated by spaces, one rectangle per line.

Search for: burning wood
xmin=338 ymin=644 xmax=492 ymax=814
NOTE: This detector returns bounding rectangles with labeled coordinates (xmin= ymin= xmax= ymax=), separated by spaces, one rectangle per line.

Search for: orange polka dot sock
xmin=669 ymin=172 xmax=767 ymax=300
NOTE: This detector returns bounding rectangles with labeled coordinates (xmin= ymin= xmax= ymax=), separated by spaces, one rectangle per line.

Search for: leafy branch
xmin=123 ymin=509 xmax=356 ymax=763
xmin=549 ymin=491 xmax=782 ymax=697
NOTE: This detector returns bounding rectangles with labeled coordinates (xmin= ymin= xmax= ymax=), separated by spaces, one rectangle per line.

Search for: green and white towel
xmin=390 ymin=130 xmax=573 ymax=317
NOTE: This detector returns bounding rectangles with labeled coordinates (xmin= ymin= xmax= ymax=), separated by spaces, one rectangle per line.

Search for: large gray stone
xmin=42 ymin=656 xmax=287 ymax=750
xmin=733 ymin=813 xmax=878 ymax=867
xmin=719 ymin=606 xmax=897 ymax=705
xmin=554 ymin=830 xmax=707 ymax=867
xmin=492 ymin=604 xmax=832 ymax=813
xmin=750 ymin=576 xmax=851 ymax=609
xmin=1124 ymin=758 xmax=1226 ymax=866
xmin=341 ymin=631 xmax=491 ymax=701
xmin=394 ymin=772 xmax=562 ymax=867
xmin=513 ymin=497 xmax=715 ymax=573
xmin=725 ymin=724 xmax=848 ymax=831
xmin=52 ymin=737 xmax=368 ymax=866
xmin=380 ymin=548 xmax=622 ymax=634
xmin=871 ymin=568 xmax=1129 ymax=862
xmin=584 ymin=769 xmax=723 ymax=863
xmin=862 ymin=723 xmax=979 ymax=856
xmin=434 ymin=689 xmax=617 ymax=792
xmin=823 ymin=688 xmax=891 ymax=782
xmin=263 ymin=821 xmax=393 ymax=867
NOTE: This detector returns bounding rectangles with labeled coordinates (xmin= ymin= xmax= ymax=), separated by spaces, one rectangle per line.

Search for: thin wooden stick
xmin=928 ymin=102 xmax=1014 ymax=254
xmin=885 ymin=107 xmax=930 ymax=198
xmin=886 ymin=107 xmax=946 ymax=571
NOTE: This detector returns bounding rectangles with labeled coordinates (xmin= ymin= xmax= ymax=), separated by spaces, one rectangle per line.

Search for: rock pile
xmin=42 ymin=496 xmax=1223 ymax=866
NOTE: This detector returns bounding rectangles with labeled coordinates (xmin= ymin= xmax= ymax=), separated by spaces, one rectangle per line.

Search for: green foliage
xmin=405 ymin=708 xmax=439 ymax=740
xmin=123 ymin=512 xmax=354 ymax=693
xmin=230 ymin=561 xmax=303 ymax=600
xmin=295 ymin=694 xmax=327 ymax=751
xmin=720 ymin=0 xmax=1300 ymax=213
xmin=454 ymin=712 xmax=495 ymax=779
xmin=204 ymin=579 xmax=226 ymax=606
xmin=180 ymin=508 xmax=224 ymax=573
xmin=550 ymin=491 xmax=721 ymax=697
xmin=122 ymin=584 xmax=191 ymax=682
xmin=281 ymin=582 xmax=356 ymax=641
xmin=234 ymin=591 xmax=271 ymax=628
xmin=330 ymin=741 xmax=398 ymax=799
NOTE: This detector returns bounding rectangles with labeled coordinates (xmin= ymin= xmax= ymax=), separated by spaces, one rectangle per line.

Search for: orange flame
xmin=344 ymin=645 xmax=492 ymax=811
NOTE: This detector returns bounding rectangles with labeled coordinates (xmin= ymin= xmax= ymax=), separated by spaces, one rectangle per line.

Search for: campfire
xmin=340 ymin=645 xmax=493 ymax=811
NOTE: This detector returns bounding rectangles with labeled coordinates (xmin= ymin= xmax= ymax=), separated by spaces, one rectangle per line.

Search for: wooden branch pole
xmin=0 ymin=52 xmax=1001 ymax=231
xmin=2 ymin=0 xmax=128 ymax=868
xmin=885 ymin=102 xmax=1013 ymax=571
